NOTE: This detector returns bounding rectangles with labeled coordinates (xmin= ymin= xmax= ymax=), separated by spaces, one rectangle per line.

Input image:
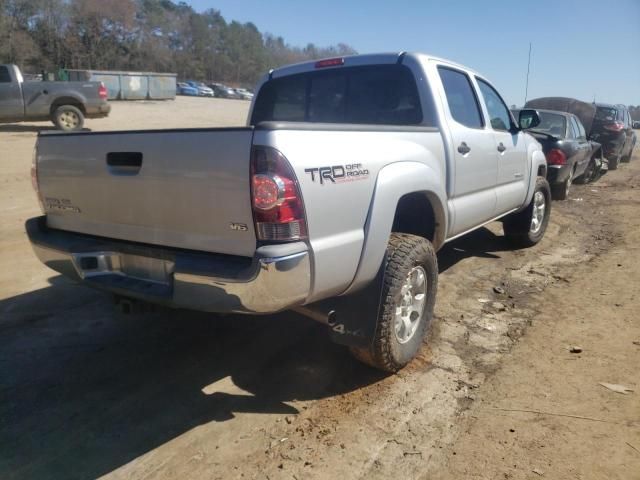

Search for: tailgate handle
xmin=107 ymin=152 xmax=143 ymax=175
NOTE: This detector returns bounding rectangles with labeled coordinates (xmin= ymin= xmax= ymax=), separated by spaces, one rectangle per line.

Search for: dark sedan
xmin=514 ymin=109 xmax=595 ymax=200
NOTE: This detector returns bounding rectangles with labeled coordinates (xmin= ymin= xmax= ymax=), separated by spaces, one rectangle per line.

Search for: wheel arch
xmin=50 ymin=96 xmax=86 ymax=116
xmin=342 ymin=161 xmax=447 ymax=295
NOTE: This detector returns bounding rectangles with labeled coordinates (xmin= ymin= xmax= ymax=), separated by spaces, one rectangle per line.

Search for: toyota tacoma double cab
xmin=27 ymin=53 xmax=550 ymax=371
xmin=0 ymin=64 xmax=110 ymax=131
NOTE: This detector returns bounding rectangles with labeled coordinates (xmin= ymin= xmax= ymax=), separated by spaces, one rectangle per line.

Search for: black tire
xmin=52 ymin=105 xmax=84 ymax=131
xmin=551 ymin=167 xmax=573 ymax=200
xmin=575 ymin=153 xmax=600 ymax=184
xmin=350 ymin=233 xmax=438 ymax=372
xmin=503 ymin=177 xmax=551 ymax=248
xmin=608 ymin=153 xmax=620 ymax=170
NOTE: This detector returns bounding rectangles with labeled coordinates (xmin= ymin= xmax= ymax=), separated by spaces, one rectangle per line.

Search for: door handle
xmin=457 ymin=142 xmax=471 ymax=155
xmin=497 ymin=143 xmax=506 ymax=153
xmin=107 ymin=152 xmax=143 ymax=175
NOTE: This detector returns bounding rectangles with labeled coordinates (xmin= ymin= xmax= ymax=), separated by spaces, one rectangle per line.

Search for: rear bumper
xmin=86 ymin=102 xmax=111 ymax=118
xmin=26 ymin=216 xmax=310 ymax=314
xmin=546 ymin=164 xmax=572 ymax=184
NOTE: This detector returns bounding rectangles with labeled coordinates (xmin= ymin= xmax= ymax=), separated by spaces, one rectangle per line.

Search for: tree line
xmin=0 ymin=0 xmax=357 ymax=87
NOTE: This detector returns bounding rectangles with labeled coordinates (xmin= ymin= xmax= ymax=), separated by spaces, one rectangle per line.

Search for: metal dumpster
xmin=66 ymin=69 xmax=176 ymax=100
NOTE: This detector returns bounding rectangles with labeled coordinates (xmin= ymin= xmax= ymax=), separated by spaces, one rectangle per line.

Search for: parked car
xmin=27 ymin=52 xmax=550 ymax=372
xmin=234 ymin=88 xmax=254 ymax=101
xmin=633 ymin=121 xmax=640 ymax=129
xmin=590 ymin=103 xmax=635 ymax=169
xmin=0 ymin=63 xmax=110 ymax=131
xmin=186 ymin=81 xmax=214 ymax=97
xmin=513 ymin=108 xmax=600 ymax=199
xmin=525 ymin=97 xmax=615 ymax=179
xmin=176 ymin=82 xmax=199 ymax=96
xmin=209 ymin=83 xmax=240 ymax=99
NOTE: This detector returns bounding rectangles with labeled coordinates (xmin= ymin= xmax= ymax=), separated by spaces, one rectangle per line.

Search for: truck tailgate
xmin=36 ymin=128 xmax=257 ymax=257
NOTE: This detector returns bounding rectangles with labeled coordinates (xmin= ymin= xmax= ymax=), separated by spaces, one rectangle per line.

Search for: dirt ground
xmin=0 ymin=97 xmax=638 ymax=480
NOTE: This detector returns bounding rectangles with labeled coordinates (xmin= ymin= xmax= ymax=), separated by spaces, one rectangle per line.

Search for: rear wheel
xmin=503 ymin=177 xmax=551 ymax=248
xmin=551 ymin=166 xmax=573 ymax=200
xmin=350 ymin=233 xmax=438 ymax=372
xmin=575 ymin=152 xmax=600 ymax=184
xmin=52 ymin=105 xmax=84 ymax=131
xmin=608 ymin=153 xmax=620 ymax=170
xmin=621 ymin=142 xmax=635 ymax=162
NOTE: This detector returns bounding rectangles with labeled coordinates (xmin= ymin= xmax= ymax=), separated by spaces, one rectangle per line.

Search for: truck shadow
xmin=437 ymin=225 xmax=515 ymax=273
xmin=0 ymin=276 xmax=384 ymax=480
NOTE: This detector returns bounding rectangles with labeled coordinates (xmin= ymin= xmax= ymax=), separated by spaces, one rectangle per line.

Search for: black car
xmin=589 ymin=104 xmax=636 ymax=169
xmin=514 ymin=108 xmax=597 ymax=199
xmin=208 ymin=83 xmax=241 ymax=99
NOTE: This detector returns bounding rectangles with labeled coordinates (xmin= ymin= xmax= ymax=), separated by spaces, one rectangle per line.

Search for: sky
xmin=187 ymin=0 xmax=640 ymax=107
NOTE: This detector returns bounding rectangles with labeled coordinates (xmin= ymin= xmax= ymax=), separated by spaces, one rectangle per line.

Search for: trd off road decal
xmin=304 ymin=163 xmax=369 ymax=185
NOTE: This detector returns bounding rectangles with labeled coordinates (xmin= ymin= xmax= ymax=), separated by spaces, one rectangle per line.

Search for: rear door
xmin=436 ymin=66 xmax=498 ymax=237
xmin=570 ymin=116 xmax=591 ymax=174
xmin=475 ymin=77 xmax=528 ymax=214
xmin=0 ymin=66 xmax=24 ymax=120
xmin=37 ymin=128 xmax=257 ymax=257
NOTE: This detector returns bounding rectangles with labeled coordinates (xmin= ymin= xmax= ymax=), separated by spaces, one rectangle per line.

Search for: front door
xmin=475 ymin=77 xmax=528 ymax=214
xmin=437 ymin=66 xmax=498 ymax=237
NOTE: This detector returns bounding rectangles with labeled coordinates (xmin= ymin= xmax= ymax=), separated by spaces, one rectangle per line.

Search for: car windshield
xmin=595 ymin=107 xmax=618 ymax=121
xmin=251 ymin=64 xmax=428 ymax=126
xmin=529 ymin=111 xmax=566 ymax=137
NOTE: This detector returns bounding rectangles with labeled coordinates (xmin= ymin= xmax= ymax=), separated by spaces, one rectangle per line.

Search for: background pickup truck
xmin=0 ymin=64 xmax=110 ymax=131
xmin=27 ymin=52 xmax=550 ymax=372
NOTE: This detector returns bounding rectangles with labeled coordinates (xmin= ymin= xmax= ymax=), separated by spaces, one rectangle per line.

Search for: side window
xmin=569 ymin=117 xmax=580 ymax=139
xmin=437 ymin=67 xmax=483 ymax=128
xmin=476 ymin=78 xmax=513 ymax=131
xmin=0 ymin=66 xmax=12 ymax=83
xmin=576 ymin=119 xmax=587 ymax=139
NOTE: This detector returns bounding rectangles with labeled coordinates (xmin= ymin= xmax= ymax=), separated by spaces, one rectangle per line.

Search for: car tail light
xmin=603 ymin=121 xmax=624 ymax=132
xmin=98 ymin=82 xmax=108 ymax=100
xmin=251 ymin=146 xmax=307 ymax=241
xmin=315 ymin=58 xmax=344 ymax=68
xmin=31 ymin=141 xmax=44 ymax=213
xmin=546 ymin=148 xmax=567 ymax=166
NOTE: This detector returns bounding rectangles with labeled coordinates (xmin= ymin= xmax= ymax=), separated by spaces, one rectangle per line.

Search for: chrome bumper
xmin=26 ymin=217 xmax=310 ymax=314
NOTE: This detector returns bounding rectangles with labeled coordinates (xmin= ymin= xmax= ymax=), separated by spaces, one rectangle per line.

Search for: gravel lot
xmin=1 ymin=97 xmax=638 ymax=479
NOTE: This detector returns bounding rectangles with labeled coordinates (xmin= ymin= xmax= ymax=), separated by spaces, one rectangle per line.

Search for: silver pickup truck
xmin=27 ymin=52 xmax=550 ymax=371
xmin=0 ymin=64 xmax=110 ymax=131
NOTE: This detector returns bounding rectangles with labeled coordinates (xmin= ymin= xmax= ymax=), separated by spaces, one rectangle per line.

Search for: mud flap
xmin=306 ymin=258 xmax=387 ymax=349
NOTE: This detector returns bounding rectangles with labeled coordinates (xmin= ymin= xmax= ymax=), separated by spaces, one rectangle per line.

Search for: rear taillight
xmin=603 ymin=121 xmax=624 ymax=132
xmin=251 ymin=146 xmax=307 ymax=241
xmin=546 ymin=148 xmax=567 ymax=166
xmin=31 ymin=140 xmax=44 ymax=213
xmin=98 ymin=82 xmax=108 ymax=100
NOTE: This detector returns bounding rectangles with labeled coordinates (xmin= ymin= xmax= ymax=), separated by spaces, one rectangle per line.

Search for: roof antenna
xmin=523 ymin=42 xmax=532 ymax=105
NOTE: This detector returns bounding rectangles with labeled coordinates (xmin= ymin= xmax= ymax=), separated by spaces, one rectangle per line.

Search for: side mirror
xmin=519 ymin=109 xmax=541 ymax=130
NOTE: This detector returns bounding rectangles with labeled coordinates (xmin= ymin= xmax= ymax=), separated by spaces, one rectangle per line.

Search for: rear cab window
xmin=251 ymin=64 xmax=430 ymax=126
xmin=527 ymin=111 xmax=567 ymax=138
xmin=595 ymin=107 xmax=618 ymax=122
